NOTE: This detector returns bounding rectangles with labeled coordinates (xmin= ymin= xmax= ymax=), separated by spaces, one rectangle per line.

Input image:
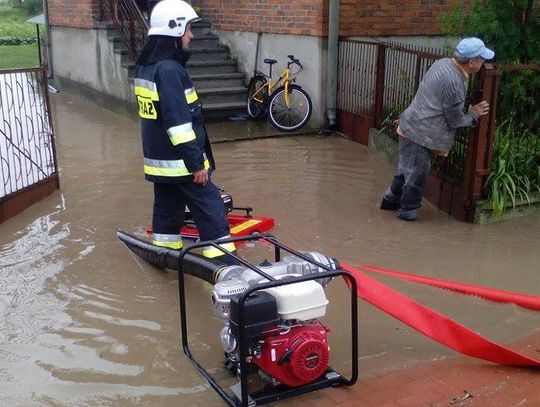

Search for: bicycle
xmin=246 ymin=55 xmax=313 ymax=132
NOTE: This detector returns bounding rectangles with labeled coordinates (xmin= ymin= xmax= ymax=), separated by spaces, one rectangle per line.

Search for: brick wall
xmin=194 ymin=0 xmax=328 ymax=36
xmin=340 ymin=0 xmax=463 ymax=37
xmin=196 ymin=0 xmax=463 ymax=37
xmin=46 ymin=0 xmax=462 ymax=35
xmin=48 ymin=0 xmax=101 ymax=29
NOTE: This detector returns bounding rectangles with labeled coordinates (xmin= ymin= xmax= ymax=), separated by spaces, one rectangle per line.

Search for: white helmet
xmin=148 ymin=0 xmax=201 ymax=37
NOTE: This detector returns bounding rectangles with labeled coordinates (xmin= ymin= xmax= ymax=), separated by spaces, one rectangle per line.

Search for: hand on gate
xmin=469 ymin=101 xmax=490 ymax=119
xmin=193 ymin=169 xmax=209 ymax=185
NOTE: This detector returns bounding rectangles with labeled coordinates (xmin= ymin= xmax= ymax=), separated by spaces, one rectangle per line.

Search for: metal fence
xmin=0 ymin=66 xmax=59 ymax=222
xmin=337 ymin=39 xmax=540 ymax=222
xmin=472 ymin=64 xmax=540 ymax=204
xmin=337 ymin=40 xmax=447 ymax=145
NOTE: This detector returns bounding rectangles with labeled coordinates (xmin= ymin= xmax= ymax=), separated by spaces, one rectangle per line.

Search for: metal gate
xmin=0 ymin=66 xmax=59 ymax=223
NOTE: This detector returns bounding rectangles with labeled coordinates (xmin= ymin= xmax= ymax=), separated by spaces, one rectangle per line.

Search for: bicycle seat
xmin=263 ymin=59 xmax=277 ymax=65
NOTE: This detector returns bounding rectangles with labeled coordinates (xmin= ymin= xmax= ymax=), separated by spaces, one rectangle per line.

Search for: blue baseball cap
xmin=455 ymin=37 xmax=495 ymax=60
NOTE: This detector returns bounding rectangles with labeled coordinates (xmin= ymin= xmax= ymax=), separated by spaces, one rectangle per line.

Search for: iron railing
xmin=101 ymin=0 xmax=149 ymax=61
xmin=337 ymin=40 xmax=446 ymax=121
xmin=0 ymin=66 xmax=59 ymax=221
xmin=472 ymin=64 xmax=540 ymax=202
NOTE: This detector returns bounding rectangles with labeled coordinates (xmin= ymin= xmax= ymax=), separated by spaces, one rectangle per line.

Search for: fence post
xmin=373 ymin=43 xmax=386 ymax=128
xmin=463 ymin=64 xmax=499 ymax=221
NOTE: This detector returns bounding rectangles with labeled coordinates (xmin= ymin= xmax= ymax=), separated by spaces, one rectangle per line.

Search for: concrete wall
xmin=50 ymin=26 xmax=136 ymax=118
xmin=217 ymin=31 xmax=327 ymax=126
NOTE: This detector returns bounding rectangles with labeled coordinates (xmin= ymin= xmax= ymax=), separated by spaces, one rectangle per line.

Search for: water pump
xmin=116 ymin=230 xmax=358 ymax=406
xmin=211 ymin=252 xmax=337 ymax=387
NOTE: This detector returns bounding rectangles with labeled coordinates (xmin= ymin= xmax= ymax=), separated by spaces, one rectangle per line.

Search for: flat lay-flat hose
xmin=342 ymin=263 xmax=540 ymax=367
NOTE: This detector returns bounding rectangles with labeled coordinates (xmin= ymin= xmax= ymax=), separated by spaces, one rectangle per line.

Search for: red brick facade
xmin=47 ymin=0 xmax=463 ymax=36
xmin=193 ymin=0 xmax=328 ymax=36
xmin=339 ymin=0 xmax=463 ymax=37
xmin=48 ymin=0 xmax=101 ymax=28
xmin=195 ymin=0 xmax=463 ymax=37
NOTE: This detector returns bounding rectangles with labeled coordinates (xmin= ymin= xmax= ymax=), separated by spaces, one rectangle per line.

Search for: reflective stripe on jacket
xmin=134 ymin=59 xmax=215 ymax=183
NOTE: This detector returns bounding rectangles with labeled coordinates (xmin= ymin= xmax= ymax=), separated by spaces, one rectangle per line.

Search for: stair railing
xmin=101 ymin=0 xmax=149 ymax=61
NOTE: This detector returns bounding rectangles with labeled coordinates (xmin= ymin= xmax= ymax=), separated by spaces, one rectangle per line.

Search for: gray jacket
xmin=399 ymin=58 xmax=477 ymax=152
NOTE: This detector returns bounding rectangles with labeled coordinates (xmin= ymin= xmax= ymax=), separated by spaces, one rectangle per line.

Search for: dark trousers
xmin=383 ymin=137 xmax=433 ymax=218
xmin=153 ymin=180 xmax=230 ymax=242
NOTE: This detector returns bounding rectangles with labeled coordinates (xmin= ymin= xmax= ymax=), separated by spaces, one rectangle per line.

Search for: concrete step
xmin=122 ymin=58 xmax=243 ymax=78
xmin=122 ymin=62 xmax=137 ymax=78
xmin=191 ymin=72 xmax=246 ymax=89
xmin=189 ymin=46 xmax=230 ymax=62
xmin=192 ymin=20 xmax=212 ymax=36
xmin=187 ymin=60 xmax=238 ymax=75
xmin=114 ymin=47 xmax=130 ymax=56
xmin=202 ymin=101 xmax=248 ymax=122
xmin=197 ymin=86 xmax=247 ymax=105
xmin=190 ymin=33 xmax=220 ymax=49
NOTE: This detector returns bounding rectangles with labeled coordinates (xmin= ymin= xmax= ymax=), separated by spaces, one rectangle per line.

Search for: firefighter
xmin=134 ymin=0 xmax=237 ymax=264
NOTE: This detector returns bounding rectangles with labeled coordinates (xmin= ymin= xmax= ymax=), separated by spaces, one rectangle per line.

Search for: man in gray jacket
xmin=380 ymin=37 xmax=494 ymax=221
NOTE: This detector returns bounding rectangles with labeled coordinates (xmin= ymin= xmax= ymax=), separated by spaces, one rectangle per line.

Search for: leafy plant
xmin=485 ymin=120 xmax=540 ymax=216
xmin=0 ymin=2 xmax=40 ymax=45
xmin=24 ymin=0 xmax=43 ymax=16
xmin=441 ymin=0 xmax=540 ymax=64
xmin=380 ymin=103 xmax=406 ymax=138
xmin=442 ymin=0 xmax=540 ymax=216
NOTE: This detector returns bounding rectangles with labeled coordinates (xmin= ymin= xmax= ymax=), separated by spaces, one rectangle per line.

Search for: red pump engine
xmin=216 ymin=257 xmax=338 ymax=388
xmin=254 ymin=323 xmax=330 ymax=387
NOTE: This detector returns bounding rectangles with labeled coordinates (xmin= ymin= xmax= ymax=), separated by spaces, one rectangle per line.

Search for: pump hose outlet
xmin=116 ymin=229 xmax=225 ymax=284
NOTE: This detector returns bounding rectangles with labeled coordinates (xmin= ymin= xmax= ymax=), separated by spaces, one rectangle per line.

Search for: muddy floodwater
xmin=1 ymin=92 xmax=540 ymax=406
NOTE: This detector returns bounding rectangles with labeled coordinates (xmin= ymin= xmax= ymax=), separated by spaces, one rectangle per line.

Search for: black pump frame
xmin=177 ymin=233 xmax=358 ymax=407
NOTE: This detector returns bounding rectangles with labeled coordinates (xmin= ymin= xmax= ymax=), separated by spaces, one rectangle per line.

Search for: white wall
xmin=217 ymin=31 xmax=328 ymax=127
xmin=50 ymin=26 xmax=135 ymax=116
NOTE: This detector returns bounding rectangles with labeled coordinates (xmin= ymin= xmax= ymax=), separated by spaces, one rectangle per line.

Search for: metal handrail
xmin=101 ymin=0 xmax=149 ymax=61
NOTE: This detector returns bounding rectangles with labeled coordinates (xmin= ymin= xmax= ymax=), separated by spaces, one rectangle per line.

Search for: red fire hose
xmin=341 ymin=263 xmax=540 ymax=367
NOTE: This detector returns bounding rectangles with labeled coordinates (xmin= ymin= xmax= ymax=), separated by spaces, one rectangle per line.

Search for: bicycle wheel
xmin=267 ymin=85 xmax=312 ymax=132
xmin=246 ymin=75 xmax=268 ymax=119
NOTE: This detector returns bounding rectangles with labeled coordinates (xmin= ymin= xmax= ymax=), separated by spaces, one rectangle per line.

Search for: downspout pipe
xmin=42 ymin=0 xmax=53 ymax=79
xmin=325 ymin=0 xmax=339 ymax=128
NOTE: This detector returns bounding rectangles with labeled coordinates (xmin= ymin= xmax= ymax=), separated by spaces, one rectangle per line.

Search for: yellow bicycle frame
xmin=252 ymin=67 xmax=292 ymax=107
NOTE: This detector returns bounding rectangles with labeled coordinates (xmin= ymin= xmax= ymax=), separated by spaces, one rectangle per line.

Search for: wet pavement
xmin=1 ymin=91 xmax=540 ymax=406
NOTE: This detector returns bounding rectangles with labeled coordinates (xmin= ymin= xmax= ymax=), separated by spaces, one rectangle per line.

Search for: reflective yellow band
xmin=185 ymin=88 xmax=198 ymax=104
xmin=153 ymin=240 xmax=183 ymax=249
xmin=167 ymin=122 xmax=196 ymax=145
xmin=230 ymin=219 xmax=262 ymax=235
xmin=134 ymin=79 xmax=159 ymax=101
xmin=135 ymin=86 xmax=159 ymax=101
xmin=153 ymin=233 xmax=183 ymax=249
xmin=203 ymin=242 xmax=236 ymax=258
xmin=144 ymin=158 xmax=210 ymax=177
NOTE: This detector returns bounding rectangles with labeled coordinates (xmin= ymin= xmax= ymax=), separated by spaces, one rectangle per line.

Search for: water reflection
xmin=0 ymin=92 xmax=539 ymax=405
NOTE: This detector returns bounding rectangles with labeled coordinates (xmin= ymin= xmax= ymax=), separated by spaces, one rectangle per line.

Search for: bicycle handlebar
xmin=287 ymin=54 xmax=303 ymax=70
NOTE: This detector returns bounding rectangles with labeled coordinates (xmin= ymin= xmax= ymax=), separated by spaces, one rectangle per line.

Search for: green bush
xmin=24 ymin=0 xmax=42 ymax=16
xmin=0 ymin=36 xmax=37 ymax=45
xmin=486 ymin=120 xmax=540 ymax=216
xmin=0 ymin=3 xmax=39 ymax=46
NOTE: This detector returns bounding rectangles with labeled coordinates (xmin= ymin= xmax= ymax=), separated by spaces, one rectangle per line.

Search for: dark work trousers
xmin=152 ymin=180 xmax=230 ymax=243
xmin=383 ymin=136 xmax=433 ymax=219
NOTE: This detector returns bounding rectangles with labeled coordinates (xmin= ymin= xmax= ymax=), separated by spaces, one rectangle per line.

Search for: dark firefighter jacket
xmin=134 ymin=59 xmax=215 ymax=183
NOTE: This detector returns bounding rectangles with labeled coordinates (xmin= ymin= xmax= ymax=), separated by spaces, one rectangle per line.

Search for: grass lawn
xmin=0 ymin=44 xmax=40 ymax=69
xmin=0 ymin=3 xmax=36 ymax=37
xmin=0 ymin=2 xmax=42 ymax=69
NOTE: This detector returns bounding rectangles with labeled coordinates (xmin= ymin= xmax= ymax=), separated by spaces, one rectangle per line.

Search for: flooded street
xmin=1 ymin=92 xmax=540 ymax=406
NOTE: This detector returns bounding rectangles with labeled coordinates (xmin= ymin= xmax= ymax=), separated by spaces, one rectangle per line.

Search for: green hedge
xmin=0 ymin=36 xmax=37 ymax=45
xmin=0 ymin=3 xmax=38 ymax=46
